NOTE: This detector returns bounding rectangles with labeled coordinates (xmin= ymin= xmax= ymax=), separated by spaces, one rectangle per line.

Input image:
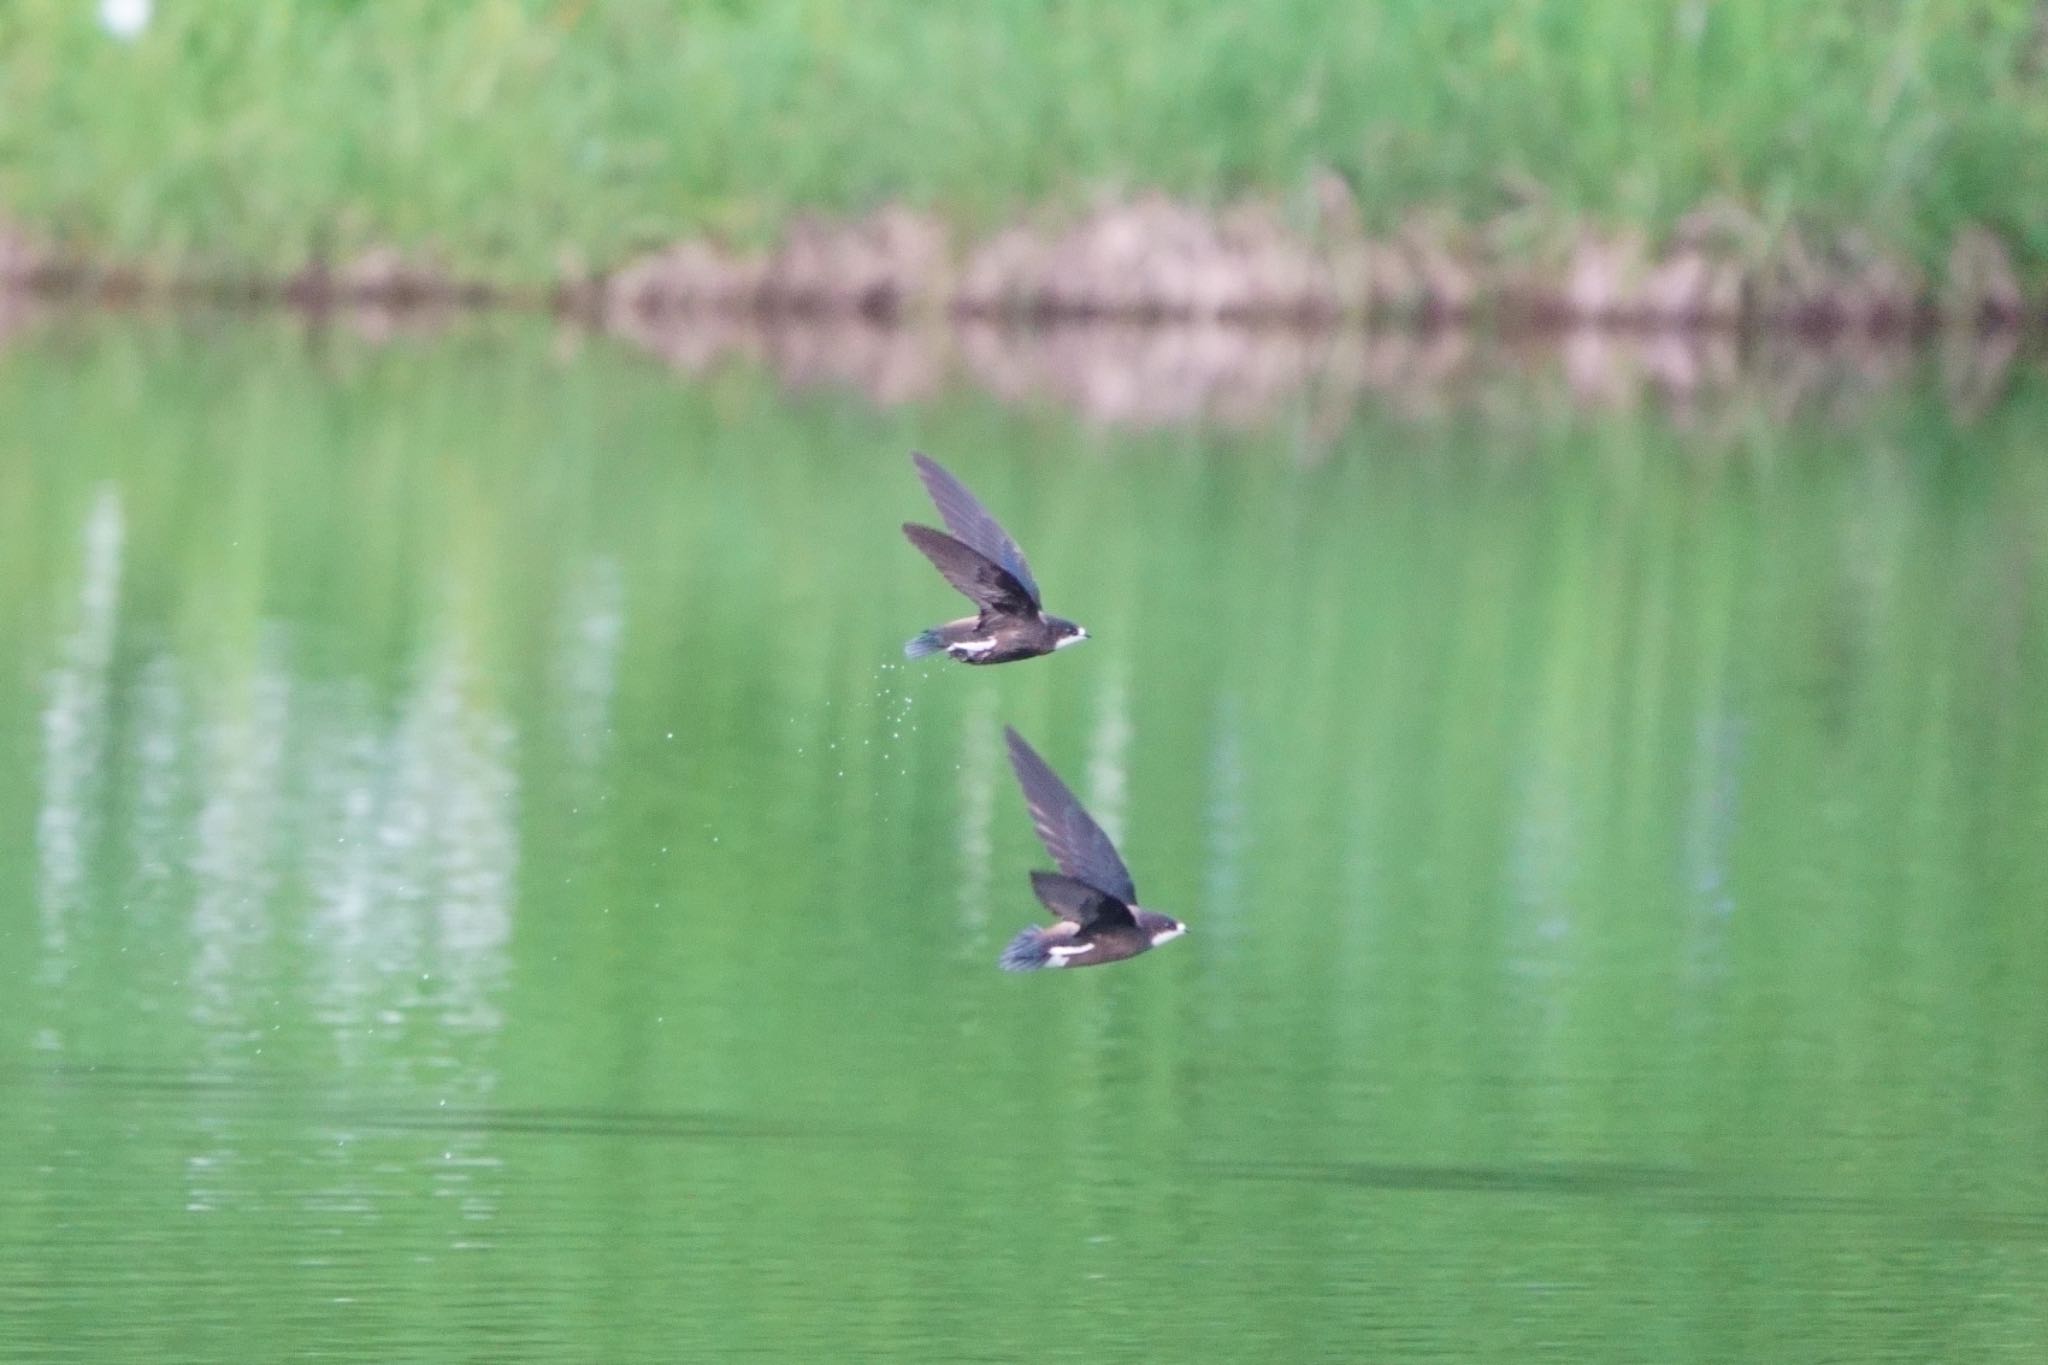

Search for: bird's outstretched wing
xmin=912 ymin=453 xmax=1041 ymax=607
xmin=1005 ymin=727 xmax=1138 ymax=904
xmin=1030 ymin=870 xmax=1136 ymax=930
xmin=902 ymin=524 xmax=1038 ymax=616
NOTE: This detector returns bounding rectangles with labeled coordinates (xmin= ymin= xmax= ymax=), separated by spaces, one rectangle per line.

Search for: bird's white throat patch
xmin=1053 ymin=632 xmax=1088 ymax=650
xmin=1150 ymin=924 xmax=1186 ymax=946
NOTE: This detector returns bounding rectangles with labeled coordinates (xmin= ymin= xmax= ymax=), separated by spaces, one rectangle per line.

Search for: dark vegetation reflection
xmin=4 ymin=304 xmax=2038 ymax=433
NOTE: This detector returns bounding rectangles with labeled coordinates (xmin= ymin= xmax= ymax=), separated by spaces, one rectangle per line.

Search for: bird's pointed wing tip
xmin=903 ymin=523 xmax=1033 ymax=613
xmin=905 ymin=452 xmax=1043 ymax=608
xmin=900 ymin=520 xmax=945 ymax=555
xmin=1004 ymin=726 xmax=1042 ymax=772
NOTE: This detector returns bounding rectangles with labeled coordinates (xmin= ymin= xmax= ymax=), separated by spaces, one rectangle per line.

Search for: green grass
xmin=2 ymin=0 xmax=2045 ymax=279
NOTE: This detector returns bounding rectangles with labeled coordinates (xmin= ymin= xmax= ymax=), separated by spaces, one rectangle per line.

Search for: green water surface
xmin=1 ymin=322 xmax=2045 ymax=1362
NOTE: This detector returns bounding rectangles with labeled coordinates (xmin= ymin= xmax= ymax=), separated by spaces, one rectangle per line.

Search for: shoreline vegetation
xmin=2 ymin=193 xmax=2041 ymax=334
xmin=5 ymin=2 xmax=2047 ymax=330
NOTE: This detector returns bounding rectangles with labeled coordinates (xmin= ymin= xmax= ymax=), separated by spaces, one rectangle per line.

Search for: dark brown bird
xmin=901 ymin=453 xmax=1087 ymax=665
xmin=998 ymin=726 xmax=1186 ymax=971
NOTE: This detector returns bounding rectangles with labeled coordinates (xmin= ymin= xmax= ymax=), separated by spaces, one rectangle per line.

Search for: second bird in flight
xmin=998 ymin=727 xmax=1187 ymax=971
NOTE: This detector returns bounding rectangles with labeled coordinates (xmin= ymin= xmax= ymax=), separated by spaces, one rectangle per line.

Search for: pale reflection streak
xmin=1203 ymin=698 xmax=1248 ymax=938
xmin=1504 ymin=755 xmax=1579 ymax=1057
xmin=177 ymin=637 xmax=291 ymax=1216
xmin=187 ymin=634 xmax=291 ymax=1052
xmin=1684 ymin=717 xmax=1742 ymax=924
xmin=954 ymin=691 xmax=999 ymax=930
xmin=296 ymin=622 xmax=518 ymax=1240
xmin=123 ymin=654 xmax=190 ymax=913
xmin=1680 ymin=714 xmax=1743 ymax=1013
xmin=303 ymin=623 xmax=518 ymax=1056
xmin=29 ymin=558 xmax=523 ymax=1218
xmin=36 ymin=486 xmax=124 ymax=990
xmin=1085 ymin=661 xmax=1132 ymax=848
xmin=396 ymin=629 xmax=515 ymax=1243
xmin=553 ymin=556 xmax=626 ymax=770
xmin=300 ymin=678 xmax=403 ymax=1057
xmin=1507 ymin=757 xmax=1578 ymax=949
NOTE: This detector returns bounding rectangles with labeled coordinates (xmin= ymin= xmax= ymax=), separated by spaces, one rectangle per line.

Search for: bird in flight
xmin=901 ymin=452 xmax=1087 ymax=665
xmin=998 ymin=726 xmax=1186 ymax=971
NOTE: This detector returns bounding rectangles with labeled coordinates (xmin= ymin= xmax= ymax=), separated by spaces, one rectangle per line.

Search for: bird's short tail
xmin=904 ymin=629 xmax=944 ymax=660
xmin=998 ymin=926 xmax=1052 ymax=972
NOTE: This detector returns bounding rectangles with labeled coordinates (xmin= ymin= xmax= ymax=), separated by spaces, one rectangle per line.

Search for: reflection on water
xmin=124 ymin=654 xmax=189 ymax=914
xmin=1218 ymin=1159 xmax=2048 ymax=1242
xmin=616 ymin=312 xmax=2045 ymax=436
xmin=552 ymin=555 xmax=625 ymax=771
xmin=1214 ymin=1158 xmax=1705 ymax=1197
xmin=36 ymin=485 xmax=123 ymax=983
xmin=952 ymin=692 xmax=999 ymax=932
xmin=43 ymin=591 xmax=522 ymax=1074
xmin=302 ymin=616 xmax=516 ymax=1055
xmin=1201 ymin=697 xmax=1249 ymax=941
xmin=8 ymin=306 xmax=2038 ymax=439
xmin=0 ymin=323 xmax=2045 ymax=1361
xmin=188 ymin=633 xmax=290 ymax=1051
xmin=1084 ymin=659 xmax=1131 ymax=848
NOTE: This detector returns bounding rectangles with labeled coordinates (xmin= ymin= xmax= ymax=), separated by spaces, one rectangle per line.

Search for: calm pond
xmin=2 ymin=319 xmax=2045 ymax=1362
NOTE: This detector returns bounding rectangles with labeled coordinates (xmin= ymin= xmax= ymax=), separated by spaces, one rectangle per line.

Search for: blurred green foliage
xmin=1 ymin=0 xmax=2044 ymax=277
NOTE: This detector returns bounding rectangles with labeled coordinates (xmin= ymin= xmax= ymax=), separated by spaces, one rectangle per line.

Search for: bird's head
xmin=1137 ymin=910 xmax=1186 ymax=947
xmin=1050 ymin=617 xmax=1090 ymax=649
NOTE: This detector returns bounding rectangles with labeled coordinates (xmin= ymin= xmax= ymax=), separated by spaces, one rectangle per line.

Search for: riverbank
xmin=4 ymin=194 xmax=2039 ymax=333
